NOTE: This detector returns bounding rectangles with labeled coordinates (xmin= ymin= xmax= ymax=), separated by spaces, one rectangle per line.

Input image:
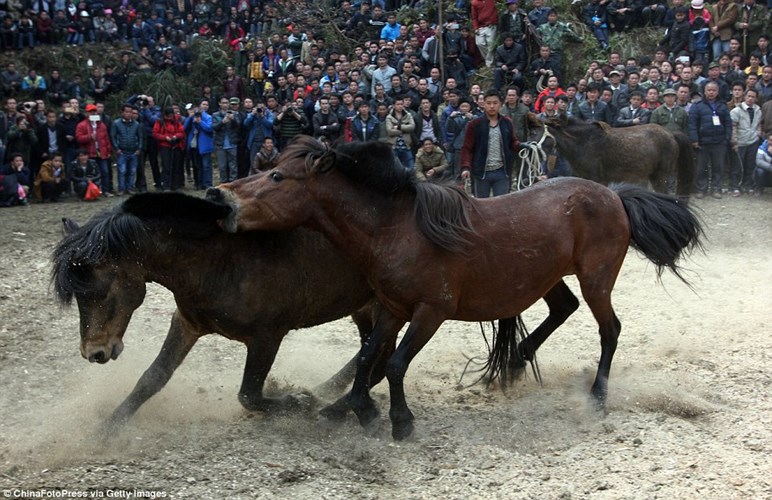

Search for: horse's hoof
xmin=99 ymin=414 xmax=127 ymax=441
xmin=391 ymin=420 xmax=415 ymax=441
xmin=282 ymin=392 xmax=317 ymax=413
xmin=353 ymin=404 xmax=380 ymax=428
xmin=319 ymin=400 xmax=351 ymax=422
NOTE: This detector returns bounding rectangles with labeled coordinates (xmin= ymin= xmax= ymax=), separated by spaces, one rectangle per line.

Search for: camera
xmin=137 ymin=97 xmax=148 ymax=106
xmin=194 ymin=111 xmax=202 ymax=118
xmin=227 ymin=110 xmax=233 ymax=115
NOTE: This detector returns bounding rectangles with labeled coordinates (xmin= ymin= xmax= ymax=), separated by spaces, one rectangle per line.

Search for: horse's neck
xmin=552 ymin=126 xmax=597 ymax=174
xmin=310 ymin=183 xmax=408 ymax=266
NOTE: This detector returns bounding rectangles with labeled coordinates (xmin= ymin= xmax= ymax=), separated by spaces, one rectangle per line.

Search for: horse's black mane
xmin=52 ymin=193 xmax=231 ymax=305
xmin=280 ymin=135 xmax=478 ymax=253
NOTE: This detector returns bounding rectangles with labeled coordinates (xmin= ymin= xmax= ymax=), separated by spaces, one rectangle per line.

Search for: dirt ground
xmin=0 ymin=185 xmax=770 ymax=500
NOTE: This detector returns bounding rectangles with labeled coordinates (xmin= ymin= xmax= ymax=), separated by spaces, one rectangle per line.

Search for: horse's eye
xmin=270 ymin=171 xmax=284 ymax=182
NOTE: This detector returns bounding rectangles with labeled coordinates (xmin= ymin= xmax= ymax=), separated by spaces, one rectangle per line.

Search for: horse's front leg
xmin=239 ymin=329 xmax=313 ymax=412
xmin=103 ymin=311 xmax=201 ymax=434
xmin=320 ymin=309 xmax=404 ymax=427
xmin=386 ymin=306 xmax=445 ymax=440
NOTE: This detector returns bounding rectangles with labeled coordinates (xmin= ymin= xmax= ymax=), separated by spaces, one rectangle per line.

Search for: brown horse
xmin=52 ymin=192 xmax=377 ymax=433
xmin=209 ymin=137 xmax=703 ymax=440
xmin=531 ymin=114 xmax=695 ymax=200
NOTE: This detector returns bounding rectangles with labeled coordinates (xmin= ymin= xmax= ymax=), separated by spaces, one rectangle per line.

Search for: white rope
xmin=516 ymin=125 xmax=554 ymax=191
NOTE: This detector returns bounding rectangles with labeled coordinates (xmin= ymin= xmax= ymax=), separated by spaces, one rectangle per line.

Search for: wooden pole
xmin=438 ymin=0 xmax=445 ymax=82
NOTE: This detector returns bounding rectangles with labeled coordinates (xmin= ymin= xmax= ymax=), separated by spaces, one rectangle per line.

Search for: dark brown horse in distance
xmin=52 ymin=192 xmax=376 ymax=433
xmin=209 ymin=137 xmax=704 ymax=440
xmin=531 ymin=114 xmax=695 ymax=200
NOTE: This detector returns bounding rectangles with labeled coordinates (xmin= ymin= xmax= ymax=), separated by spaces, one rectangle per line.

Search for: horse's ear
xmin=312 ymin=151 xmax=336 ymax=173
xmin=526 ymin=112 xmax=542 ymax=127
xmin=593 ymin=121 xmax=611 ymax=133
xmin=62 ymin=218 xmax=79 ymax=235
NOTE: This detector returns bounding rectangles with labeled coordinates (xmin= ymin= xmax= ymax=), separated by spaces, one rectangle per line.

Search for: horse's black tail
xmin=460 ymin=316 xmax=541 ymax=389
xmin=673 ymin=131 xmax=696 ymax=201
xmin=612 ymin=184 xmax=704 ymax=285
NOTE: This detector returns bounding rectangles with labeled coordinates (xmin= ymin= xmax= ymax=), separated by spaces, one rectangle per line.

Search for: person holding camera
xmin=273 ymin=98 xmax=308 ymax=150
xmin=243 ymin=100 xmax=274 ymax=167
xmin=183 ymin=99 xmax=215 ymax=189
xmin=76 ymin=103 xmax=113 ymax=196
xmin=212 ymin=97 xmax=242 ymax=183
xmin=152 ymin=107 xmax=185 ymax=191
xmin=6 ymin=115 xmax=38 ymax=170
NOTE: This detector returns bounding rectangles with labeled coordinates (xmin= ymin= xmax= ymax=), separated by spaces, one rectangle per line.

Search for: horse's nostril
xmin=205 ymin=188 xmax=221 ymax=202
xmin=89 ymin=351 xmax=106 ymax=364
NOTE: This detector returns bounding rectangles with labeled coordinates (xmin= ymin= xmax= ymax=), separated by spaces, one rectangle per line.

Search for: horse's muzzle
xmin=83 ymin=341 xmax=124 ymax=364
xmin=206 ymin=187 xmax=239 ymax=233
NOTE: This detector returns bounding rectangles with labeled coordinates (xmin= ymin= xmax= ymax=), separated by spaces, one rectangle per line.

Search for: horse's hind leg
xmin=578 ymin=276 xmax=622 ymax=406
xmin=104 ymin=311 xmax=200 ymax=433
xmin=313 ymin=302 xmax=378 ymax=398
xmin=517 ymin=280 xmax=580 ymax=362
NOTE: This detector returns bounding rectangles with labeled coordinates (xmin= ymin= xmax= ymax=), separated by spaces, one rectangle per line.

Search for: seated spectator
xmin=641 ymin=0 xmax=667 ymax=27
xmin=493 ymin=33 xmax=526 ymax=92
xmin=535 ymin=75 xmax=566 ymax=113
xmin=414 ymin=138 xmax=448 ymax=181
xmin=16 ymin=12 xmax=35 ymax=49
xmin=249 ymin=136 xmax=279 ymax=175
xmin=6 ymin=115 xmax=38 ymax=167
xmin=0 ymin=16 xmax=18 ymax=52
xmin=608 ymin=0 xmax=637 ymax=32
xmin=583 ymin=0 xmax=610 ymax=50
xmin=661 ymin=7 xmax=690 ymax=58
xmin=616 ymin=90 xmax=651 ymax=126
xmin=0 ymin=153 xmax=31 ymax=206
xmin=33 ymin=151 xmax=66 ymax=202
xmin=71 ymin=149 xmax=101 ymax=199
xmin=755 ymin=134 xmax=772 ymax=195
xmin=21 ymin=69 xmax=47 ymax=100
xmin=36 ymin=11 xmax=54 ymax=44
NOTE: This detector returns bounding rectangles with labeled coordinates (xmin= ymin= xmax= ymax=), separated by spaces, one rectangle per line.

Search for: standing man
xmin=537 ymin=9 xmax=583 ymax=73
xmin=75 ymin=103 xmax=113 ymax=196
xmin=471 ymin=0 xmax=498 ymax=68
xmin=460 ymin=89 xmax=522 ymax=198
xmin=650 ymin=88 xmax=689 ymax=135
xmin=575 ymin=83 xmax=612 ymax=123
xmin=733 ymin=0 xmax=766 ymax=60
xmin=111 ymin=104 xmax=144 ymax=195
xmin=689 ymin=81 xmax=732 ymax=199
xmin=729 ymin=88 xmax=761 ymax=195
xmin=212 ymin=96 xmax=242 ymax=184
xmin=183 ymin=99 xmax=215 ymax=190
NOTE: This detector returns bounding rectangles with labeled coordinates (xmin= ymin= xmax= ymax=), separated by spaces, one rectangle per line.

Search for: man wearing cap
xmin=75 ymin=103 xmax=113 ymax=196
xmin=651 ymin=88 xmax=689 ymax=134
xmin=701 ymin=62 xmax=730 ymax=101
xmin=499 ymin=0 xmax=527 ymax=43
xmin=212 ymin=96 xmax=242 ymax=183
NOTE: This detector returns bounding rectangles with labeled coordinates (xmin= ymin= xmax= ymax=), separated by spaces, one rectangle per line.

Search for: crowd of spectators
xmin=1 ymin=0 xmax=771 ymax=206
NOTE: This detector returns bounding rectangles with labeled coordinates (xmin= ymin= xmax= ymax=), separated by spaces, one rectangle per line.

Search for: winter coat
xmin=75 ymin=118 xmax=112 ymax=159
xmin=688 ymin=98 xmax=732 ymax=145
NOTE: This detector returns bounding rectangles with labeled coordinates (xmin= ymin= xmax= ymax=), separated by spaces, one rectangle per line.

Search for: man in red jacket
xmin=75 ymin=103 xmax=113 ymax=196
xmin=472 ymin=0 xmax=499 ymax=68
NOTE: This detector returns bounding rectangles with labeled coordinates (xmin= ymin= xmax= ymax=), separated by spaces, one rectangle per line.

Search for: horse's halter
xmin=516 ymin=123 xmax=555 ymax=191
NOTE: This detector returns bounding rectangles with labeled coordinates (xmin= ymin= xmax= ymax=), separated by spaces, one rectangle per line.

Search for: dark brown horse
xmin=209 ymin=137 xmax=703 ymax=440
xmin=52 ymin=192 xmax=377 ymax=432
xmin=531 ymin=115 xmax=695 ymax=200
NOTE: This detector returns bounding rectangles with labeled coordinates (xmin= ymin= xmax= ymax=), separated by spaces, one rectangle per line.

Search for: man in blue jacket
xmin=689 ymin=81 xmax=733 ymax=198
xmin=183 ymin=99 xmax=214 ymax=190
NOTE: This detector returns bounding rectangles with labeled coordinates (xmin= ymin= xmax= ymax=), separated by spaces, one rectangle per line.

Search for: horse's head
xmin=209 ymin=136 xmax=336 ymax=233
xmin=54 ymin=217 xmax=148 ymax=364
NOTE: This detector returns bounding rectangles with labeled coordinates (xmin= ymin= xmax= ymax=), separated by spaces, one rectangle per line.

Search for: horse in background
xmin=52 ymin=192 xmax=377 ymax=433
xmin=209 ymin=137 xmax=704 ymax=440
xmin=530 ymin=114 xmax=695 ymax=200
